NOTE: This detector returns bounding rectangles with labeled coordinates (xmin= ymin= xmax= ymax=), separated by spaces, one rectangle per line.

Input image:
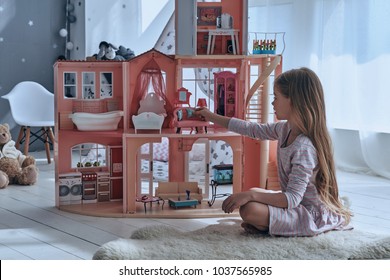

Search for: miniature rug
xmin=93 ymin=219 xmax=390 ymax=260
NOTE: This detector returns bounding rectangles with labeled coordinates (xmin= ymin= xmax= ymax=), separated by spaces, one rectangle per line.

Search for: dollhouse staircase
xmin=245 ymin=85 xmax=263 ymax=122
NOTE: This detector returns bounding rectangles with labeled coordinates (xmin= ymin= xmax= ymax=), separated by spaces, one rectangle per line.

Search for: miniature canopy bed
xmin=132 ymin=92 xmax=167 ymax=133
xmin=131 ymin=58 xmax=173 ymax=132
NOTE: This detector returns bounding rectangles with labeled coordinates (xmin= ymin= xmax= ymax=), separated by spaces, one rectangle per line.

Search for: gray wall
xmin=0 ymin=0 xmax=67 ymax=148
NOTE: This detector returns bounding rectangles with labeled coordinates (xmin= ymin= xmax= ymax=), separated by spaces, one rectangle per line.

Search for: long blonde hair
xmin=274 ymin=67 xmax=352 ymax=224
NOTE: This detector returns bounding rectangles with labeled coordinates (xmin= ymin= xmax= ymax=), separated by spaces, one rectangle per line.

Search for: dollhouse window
xmin=71 ymin=143 xmax=106 ymax=168
xmin=100 ymin=72 xmax=113 ymax=99
xmin=181 ymin=67 xmax=236 ymax=109
xmin=82 ymin=72 xmax=96 ymax=99
xmin=64 ymin=72 xmax=77 ymax=98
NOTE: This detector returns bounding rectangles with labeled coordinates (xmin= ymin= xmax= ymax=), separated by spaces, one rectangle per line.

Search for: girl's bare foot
xmin=241 ymin=222 xmax=269 ymax=235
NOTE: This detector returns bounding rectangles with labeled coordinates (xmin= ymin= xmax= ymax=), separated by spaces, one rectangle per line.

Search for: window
xmin=64 ymin=72 xmax=77 ymax=98
xmin=100 ymin=72 xmax=113 ymax=98
xmin=82 ymin=72 xmax=96 ymax=99
xmin=71 ymin=143 xmax=106 ymax=168
xmin=181 ymin=67 xmax=236 ymax=111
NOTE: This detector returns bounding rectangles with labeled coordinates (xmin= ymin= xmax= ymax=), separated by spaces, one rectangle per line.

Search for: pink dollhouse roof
xmin=130 ymin=48 xmax=175 ymax=63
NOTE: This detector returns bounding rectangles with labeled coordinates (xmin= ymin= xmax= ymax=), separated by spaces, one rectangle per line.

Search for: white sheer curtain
xmin=249 ymin=0 xmax=390 ymax=179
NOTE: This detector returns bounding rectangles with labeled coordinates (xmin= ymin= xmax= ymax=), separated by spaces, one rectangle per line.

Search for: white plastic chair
xmin=2 ymin=81 xmax=55 ymax=163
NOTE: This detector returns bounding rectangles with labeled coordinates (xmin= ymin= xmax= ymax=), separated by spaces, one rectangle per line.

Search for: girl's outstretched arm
xmin=222 ymin=190 xmax=288 ymax=213
xmin=195 ymin=107 xmax=231 ymax=128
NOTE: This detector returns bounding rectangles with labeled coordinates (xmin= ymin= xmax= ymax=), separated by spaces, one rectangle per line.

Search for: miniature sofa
xmin=155 ymin=181 xmax=203 ymax=202
xmin=172 ymin=107 xmax=209 ymax=133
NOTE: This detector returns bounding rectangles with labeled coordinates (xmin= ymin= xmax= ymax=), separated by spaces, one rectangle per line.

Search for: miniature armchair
xmin=2 ymin=81 xmax=55 ymax=163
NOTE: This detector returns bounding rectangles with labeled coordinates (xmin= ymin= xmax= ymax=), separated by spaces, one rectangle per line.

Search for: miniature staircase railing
xmin=246 ymin=85 xmax=263 ymax=122
xmin=246 ymin=55 xmax=281 ymax=108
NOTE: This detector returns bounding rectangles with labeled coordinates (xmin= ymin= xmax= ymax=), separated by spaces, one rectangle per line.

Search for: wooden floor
xmin=0 ymin=151 xmax=390 ymax=260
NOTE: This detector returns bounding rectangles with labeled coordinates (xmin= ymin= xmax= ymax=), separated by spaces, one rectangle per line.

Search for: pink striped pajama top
xmin=228 ymin=118 xmax=348 ymax=237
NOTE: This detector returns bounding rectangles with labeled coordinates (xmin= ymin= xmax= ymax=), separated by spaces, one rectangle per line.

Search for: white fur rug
xmin=93 ymin=219 xmax=390 ymax=260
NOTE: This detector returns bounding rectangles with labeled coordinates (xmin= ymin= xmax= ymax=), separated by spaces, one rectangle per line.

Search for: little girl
xmin=195 ymin=67 xmax=352 ymax=237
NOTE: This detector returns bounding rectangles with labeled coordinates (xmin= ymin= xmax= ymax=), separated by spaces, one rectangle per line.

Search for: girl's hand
xmin=222 ymin=192 xmax=252 ymax=213
xmin=194 ymin=107 xmax=231 ymax=128
xmin=194 ymin=107 xmax=211 ymax=121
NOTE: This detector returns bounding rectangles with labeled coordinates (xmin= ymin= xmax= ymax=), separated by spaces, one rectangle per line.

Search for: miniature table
xmin=136 ymin=196 xmax=165 ymax=213
xmin=208 ymin=179 xmax=231 ymax=206
xmin=206 ymin=29 xmax=240 ymax=55
xmin=168 ymin=198 xmax=198 ymax=209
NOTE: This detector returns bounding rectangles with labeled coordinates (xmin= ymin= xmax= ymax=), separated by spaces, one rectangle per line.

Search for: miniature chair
xmin=2 ymin=81 xmax=55 ymax=163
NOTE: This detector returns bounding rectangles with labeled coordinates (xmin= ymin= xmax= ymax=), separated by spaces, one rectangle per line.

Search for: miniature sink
xmin=69 ymin=110 xmax=124 ymax=131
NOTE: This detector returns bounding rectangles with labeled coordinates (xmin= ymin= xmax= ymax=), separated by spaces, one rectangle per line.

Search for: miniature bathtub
xmin=69 ymin=110 xmax=124 ymax=131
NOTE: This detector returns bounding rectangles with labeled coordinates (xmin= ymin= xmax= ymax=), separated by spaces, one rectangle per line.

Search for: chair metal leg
xmin=46 ymin=127 xmax=55 ymax=163
xmin=24 ymin=127 xmax=31 ymax=156
xmin=15 ymin=127 xmax=24 ymax=150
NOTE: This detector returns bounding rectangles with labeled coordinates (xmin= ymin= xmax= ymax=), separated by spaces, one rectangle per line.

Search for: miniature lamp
xmin=197 ymin=98 xmax=207 ymax=108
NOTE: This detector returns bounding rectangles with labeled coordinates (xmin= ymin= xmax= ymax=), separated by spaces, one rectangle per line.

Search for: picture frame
xmin=197 ymin=6 xmax=222 ymax=26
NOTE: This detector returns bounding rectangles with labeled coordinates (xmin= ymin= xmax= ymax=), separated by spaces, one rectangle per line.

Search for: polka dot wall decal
xmin=0 ymin=37 xmax=4 ymax=42
xmin=28 ymin=20 xmax=34 ymax=26
xmin=59 ymin=28 xmax=68 ymax=37
xmin=0 ymin=6 xmax=4 ymax=12
xmin=21 ymin=58 xmax=26 ymax=63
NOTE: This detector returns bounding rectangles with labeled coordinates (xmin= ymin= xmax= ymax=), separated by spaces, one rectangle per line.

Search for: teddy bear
xmin=0 ymin=123 xmax=38 ymax=189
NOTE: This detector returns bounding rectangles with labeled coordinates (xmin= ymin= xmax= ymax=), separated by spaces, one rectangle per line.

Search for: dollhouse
xmin=53 ymin=0 xmax=283 ymax=217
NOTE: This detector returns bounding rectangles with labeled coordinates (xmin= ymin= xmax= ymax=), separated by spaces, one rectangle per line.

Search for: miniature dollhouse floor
xmin=58 ymin=199 xmax=233 ymax=219
xmin=59 ymin=176 xmax=233 ymax=218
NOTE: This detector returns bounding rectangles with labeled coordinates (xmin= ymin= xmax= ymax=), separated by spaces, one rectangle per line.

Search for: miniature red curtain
xmin=130 ymin=58 xmax=173 ymax=127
